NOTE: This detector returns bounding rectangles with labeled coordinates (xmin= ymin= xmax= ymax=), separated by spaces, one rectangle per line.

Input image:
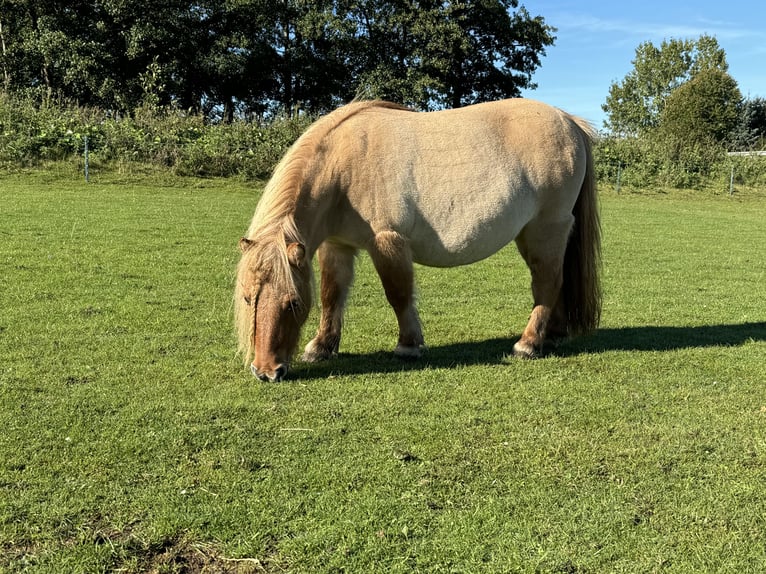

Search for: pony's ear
xmin=239 ymin=237 xmax=254 ymax=253
xmin=286 ymin=242 xmax=306 ymax=268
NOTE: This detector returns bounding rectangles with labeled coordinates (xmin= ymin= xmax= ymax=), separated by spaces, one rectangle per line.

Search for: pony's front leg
xmin=303 ymin=242 xmax=356 ymax=362
xmin=369 ymin=231 xmax=425 ymax=358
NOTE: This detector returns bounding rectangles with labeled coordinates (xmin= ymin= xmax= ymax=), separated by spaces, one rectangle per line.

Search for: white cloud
xmin=557 ymin=13 xmax=761 ymax=42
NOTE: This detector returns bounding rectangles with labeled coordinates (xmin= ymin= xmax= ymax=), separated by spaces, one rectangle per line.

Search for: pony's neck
xmin=258 ymin=101 xmax=388 ymax=254
xmin=281 ymin=143 xmax=342 ymax=257
xmin=291 ymin=176 xmax=336 ymax=257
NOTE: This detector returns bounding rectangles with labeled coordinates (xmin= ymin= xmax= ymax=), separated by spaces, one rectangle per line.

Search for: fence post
xmin=84 ymin=136 xmax=89 ymax=182
xmin=729 ymin=164 xmax=734 ymax=196
xmin=615 ymin=163 xmax=622 ymax=194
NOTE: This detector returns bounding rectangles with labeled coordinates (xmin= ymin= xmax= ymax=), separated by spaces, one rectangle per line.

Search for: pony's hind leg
xmin=303 ymin=241 xmax=356 ymax=362
xmin=513 ymin=216 xmax=574 ymax=358
xmin=369 ymin=231 xmax=425 ymax=358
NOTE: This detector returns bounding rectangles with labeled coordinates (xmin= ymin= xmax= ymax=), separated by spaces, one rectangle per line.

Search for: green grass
xmin=1 ymin=169 xmax=765 ymax=573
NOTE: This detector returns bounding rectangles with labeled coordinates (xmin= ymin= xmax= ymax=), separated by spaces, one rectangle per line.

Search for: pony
xmin=235 ymin=99 xmax=601 ymax=381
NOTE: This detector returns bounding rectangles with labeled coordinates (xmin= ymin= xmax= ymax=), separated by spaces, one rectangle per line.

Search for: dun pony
xmin=235 ymin=99 xmax=601 ymax=381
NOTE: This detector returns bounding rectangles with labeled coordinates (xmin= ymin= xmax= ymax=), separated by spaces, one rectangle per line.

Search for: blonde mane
xmin=235 ymin=100 xmax=411 ymax=362
xmin=247 ymin=100 xmax=410 ymax=241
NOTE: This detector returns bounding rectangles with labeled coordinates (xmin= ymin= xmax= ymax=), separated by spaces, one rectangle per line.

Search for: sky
xmin=519 ymin=0 xmax=766 ymax=130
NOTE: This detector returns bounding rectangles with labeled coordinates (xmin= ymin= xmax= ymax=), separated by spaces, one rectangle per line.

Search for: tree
xmin=192 ymin=0 xmax=280 ymax=121
xmin=659 ymin=69 xmax=742 ymax=146
xmin=425 ymin=0 xmax=555 ymax=109
xmin=0 ymin=0 xmax=112 ymax=104
xmin=265 ymin=0 xmax=360 ymax=115
xmin=350 ymin=0 xmax=555 ymax=110
xmin=0 ymin=0 xmax=555 ymax=118
xmin=101 ymin=0 xmax=223 ymax=113
xmin=731 ymin=96 xmax=766 ymax=151
xmin=641 ymin=69 xmax=741 ymax=187
xmin=602 ymin=35 xmax=728 ymax=136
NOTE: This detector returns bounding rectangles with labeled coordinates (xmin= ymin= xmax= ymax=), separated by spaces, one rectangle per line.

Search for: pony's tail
xmin=562 ymin=119 xmax=602 ymax=335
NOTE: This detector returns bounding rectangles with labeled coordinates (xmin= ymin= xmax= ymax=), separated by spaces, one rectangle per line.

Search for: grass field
xmin=1 ymin=169 xmax=765 ymax=573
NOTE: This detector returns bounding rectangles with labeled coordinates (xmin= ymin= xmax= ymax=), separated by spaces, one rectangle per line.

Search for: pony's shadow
xmin=296 ymin=322 xmax=766 ymax=380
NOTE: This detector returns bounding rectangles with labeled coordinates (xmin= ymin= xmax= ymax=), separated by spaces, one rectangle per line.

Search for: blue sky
xmin=519 ymin=0 xmax=766 ymax=130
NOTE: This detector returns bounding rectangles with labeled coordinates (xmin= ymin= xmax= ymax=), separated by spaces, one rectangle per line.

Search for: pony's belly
xmin=409 ymin=212 xmax=525 ymax=268
xmin=401 ymin=170 xmax=538 ymax=267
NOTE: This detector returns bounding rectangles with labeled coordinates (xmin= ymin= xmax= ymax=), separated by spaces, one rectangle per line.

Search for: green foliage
xmin=3 ymin=89 xmax=763 ymax=190
xmin=598 ymin=35 xmax=766 ymax=188
xmin=653 ymin=133 xmax=728 ymax=188
xmin=177 ymin=114 xmax=313 ymax=178
xmin=732 ymin=96 xmax=766 ymax=151
xmin=1 ymin=175 xmax=765 ymax=572
xmin=0 ymin=0 xmax=554 ymax=117
xmin=659 ymin=69 xmax=742 ymax=146
xmin=1 ymin=1 xmax=128 ymax=108
xmin=0 ymin=91 xmax=100 ymax=163
xmin=0 ymin=91 xmax=312 ymax=178
xmin=354 ymin=0 xmax=555 ymax=109
xmin=603 ymin=35 xmax=728 ymax=136
xmin=595 ymin=135 xmax=659 ymax=187
xmin=719 ymin=154 xmax=766 ymax=188
xmin=594 ymin=132 xmax=766 ymax=191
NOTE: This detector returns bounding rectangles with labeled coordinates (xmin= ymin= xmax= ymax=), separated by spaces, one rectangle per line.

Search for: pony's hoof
xmin=394 ymin=344 xmax=424 ymax=360
xmin=512 ymin=340 xmax=539 ymax=359
xmin=302 ymin=339 xmax=336 ymax=363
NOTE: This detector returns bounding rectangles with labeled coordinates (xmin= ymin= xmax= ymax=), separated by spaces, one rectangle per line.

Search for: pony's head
xmin=235 ymin=236 xmax=312 ymax=382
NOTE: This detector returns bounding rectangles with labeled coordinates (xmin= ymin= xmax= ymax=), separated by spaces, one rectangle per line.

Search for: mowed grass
xmin=1 ymin=170 xmax=765 ymax=573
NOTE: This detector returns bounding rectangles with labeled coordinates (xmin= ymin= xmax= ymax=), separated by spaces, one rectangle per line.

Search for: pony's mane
xmin=236 ymin=100 xmax=411 ymax=362
xmin=247 ymin=100 xmax=410 ymax=240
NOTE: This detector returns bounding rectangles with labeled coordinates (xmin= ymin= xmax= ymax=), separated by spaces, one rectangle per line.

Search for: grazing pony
xmin=235 ymin=99 xmax=601 ymax=381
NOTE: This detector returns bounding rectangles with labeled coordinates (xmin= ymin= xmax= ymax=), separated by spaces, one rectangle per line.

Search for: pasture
xmin=1 ymin=170 xmax=765 ymax=573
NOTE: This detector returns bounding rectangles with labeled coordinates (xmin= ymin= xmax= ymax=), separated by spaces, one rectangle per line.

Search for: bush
xmin=715 ymin=154 xmax=766 ymax=190
xmin=0 ymin=91 xmax=313 ymax=179
xmin=595 ymin=135 xmax=662 ymax=189
xmin=0 ymin=90 xmax=100 ymax=165
xmin=176 ymin=114 xmax=312 ymax=179
xmin=654 ymin=133 xmax=726 ymax=188
xmin=594 ymin=131 xmax=760 ymax=191
xmin=94 ymin=106 xmax=206 ymax=166
xmin=1 ymin=91 xmax=763 ymax=189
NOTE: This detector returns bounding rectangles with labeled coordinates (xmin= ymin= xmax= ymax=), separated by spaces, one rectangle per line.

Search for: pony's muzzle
xmin=251 ymin=363 xmax=288 ymax=382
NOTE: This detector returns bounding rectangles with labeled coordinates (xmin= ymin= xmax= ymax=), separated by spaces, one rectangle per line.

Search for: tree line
xmin=1 ymin=3 xmax=764 ymax=189
xmin=602 ymin=35 xmax=765 ymax=150
xmin=0 ymin=0 xmax=554 ymax=120
xmin=598 ymin=35 xmax=766 ymax=188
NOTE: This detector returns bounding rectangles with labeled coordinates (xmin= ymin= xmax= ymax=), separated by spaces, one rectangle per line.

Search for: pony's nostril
xmin=274 ymin=364 xmax=288 ymax=382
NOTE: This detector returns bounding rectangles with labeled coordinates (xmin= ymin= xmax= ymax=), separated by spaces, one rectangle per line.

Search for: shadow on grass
xmin=559 ymin=321 xmax=766 ymax=355
xmin=295 ymin=322 xmax=766 ymax=380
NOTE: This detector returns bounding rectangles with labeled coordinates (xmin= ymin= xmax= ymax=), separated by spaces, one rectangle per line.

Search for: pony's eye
xmin=244 ymin=295 xmax=252 ymax=305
